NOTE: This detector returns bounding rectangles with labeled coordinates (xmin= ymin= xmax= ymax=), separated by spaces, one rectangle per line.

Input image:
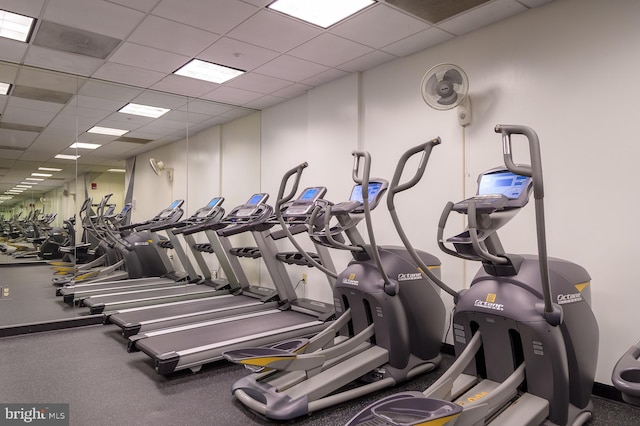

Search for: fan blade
xmin=425 ymin=73 xmax=439 ymax=96
xmin=442 ymin=69 xmax=463 ymax=85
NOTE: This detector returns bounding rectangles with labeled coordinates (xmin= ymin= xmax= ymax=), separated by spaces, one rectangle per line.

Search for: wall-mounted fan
xmin=421 ymin=63 xmax=471 ymax=126
xmin=149 ymin=158 xmax=174 ymax=182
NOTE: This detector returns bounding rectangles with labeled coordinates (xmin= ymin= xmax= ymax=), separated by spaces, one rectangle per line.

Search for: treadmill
xmin=128 ymin=186 xmax=336 ymax=375
xmin=100 ymin=194 xmax=287 ymax=329
xmin=57 ymin=199 xmax=190 ymax=304
xmin=77 ymin=197 xmax=232 ymax=314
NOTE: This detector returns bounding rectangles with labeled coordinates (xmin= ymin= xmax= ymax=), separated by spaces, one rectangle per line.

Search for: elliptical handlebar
xmin=387 ymin=138 xmax=441 ymax=210
xmin=276 ymin=162 xmax=308 ymax=214
xmin=494 ymin=124 xmax=560 ymax=326
xmin=467 ymin=200 xmax=508 ymax=265
xmin=387 ymin=139 xmax=460 ymax=300
xmin=351 ymin=150 xmax=397 ymax=296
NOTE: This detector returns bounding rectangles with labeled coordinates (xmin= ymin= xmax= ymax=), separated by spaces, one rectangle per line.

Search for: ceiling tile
xmin=0 ymin=62 xmax=19 ymax=83
xmin=92 ymin=62 xmax=166 ymax=88
xmin=23 ymin=45 xmax=104 ymax=77
xmin=0 ymin=0 xmax=46 ymax=17
xmin=2 ymin=105 xmax=57 ymax=127
xmin=245 ymin=94 xmax=287 ymax=109
xmin=338 ymin=50 xmax=397 ymax=73
xmin=132 ymin=91 xmax=188 ymax=110
xmin=227 ymin=9 xmax=322 ymax=53
xmin=0 ymin=149 xmax=25 ymax=160
xmin=151 ymin=75 xmax=219 ymax=98
xmin=270 ymin=82 xmax=313 ymax=99
xmin=73 ymin=94 xmax=128 ymax=112
xmin=128 ymin=15 xmax=220 ymax=56
xmin=0 ymin=128 xmax=38 ymax=147
xmin=176 ymin=99 xmax=233 ymax=116
xmin=41 ymin=0 xmax=145 ymax=39
xmin=104 ymin=0 xmax=161 ymax=13
xmin=302 ymin=68 xmax=350 ymax=87
xmin=202 ymin=86 xmax=264 ymax=105
xmin=197 ymin=37 xmax=280 ymax=71
xmin=438 ymin=0 xmax=527 ymax=35
xmin=225 ymin=72 xmax=293 ymax=94
xmin=254 ymin=55 xmax=329 ymax=82
xmin=7 ymin=96 xmax=65 ymax=114
xmin=332 ymin=4 xmax=431 ymax=49
xmin=288 ymin=33 xmax=374 ymax=68
xmin=152 ymin=0 xmax=259 ymax=34
xmin=61 ymin=104 xmax=113 ymax=121
xmin=381 ymin=27 xmax=454 ymax=57
xmin=15 ymin=66 xmax=81 ymax=93
xmin=78 ymin=80 xmax=143 ymax=102
xmin=108 ymin=42 xmax=191 ymax=74
xmin=0 ymin=39 xmax=28 ymax=63
xmin=161 ymin=109 xmax=211 ymax=125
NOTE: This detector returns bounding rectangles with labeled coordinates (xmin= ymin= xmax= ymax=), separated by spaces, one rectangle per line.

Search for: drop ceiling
xmin=0 ymin=0 xmax=552 ymax=204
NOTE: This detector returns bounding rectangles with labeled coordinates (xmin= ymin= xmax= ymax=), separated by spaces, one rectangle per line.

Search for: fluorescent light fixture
xmin=0 ymin=9 xmax=36 ymax=42
xmin=107 ymin=169 xmax=126 ymax=173
xmin=87 ymin=126 xmax=129 ymax=136
xmin=174 ymin=59 xmax=245 ymax=84
xmin=0 ymin=82 xmax=10 ymax=95
xmin=55 ymin=154 xmax=80 ymax=160
xmin=21 ymin=182 xmax=37 ymax=185
xmin=16 ymin=185 xmax=32 ymax=188
xmin=38 ymin=167 xmax=62 ymax=172
xmin=119 ymin=103 xmax=170 ymax=118
xmin=268 ymin=0 xmax=375 ymax=28
xmin=26 ymin=177 xmax=44 ymax=181
xmin=70 ymin=142 xmax=101 ymax=150
xmin=0 ymin=195 xmax=13 ymax=199
xmin=32 ymin=173 xmax=52 ymax=177
xmin=10 ymin=188 xmax=24 ymax=193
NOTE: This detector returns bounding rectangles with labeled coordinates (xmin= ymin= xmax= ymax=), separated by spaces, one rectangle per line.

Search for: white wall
xmin=258 ymin=0 xmax=638 ymax=385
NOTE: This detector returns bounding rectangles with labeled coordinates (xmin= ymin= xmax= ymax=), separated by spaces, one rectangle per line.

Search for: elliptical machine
xmin=222 ymin=153 xmax=446 ymax=420
xmin=346 ymin=125 xmax=599 ymax=426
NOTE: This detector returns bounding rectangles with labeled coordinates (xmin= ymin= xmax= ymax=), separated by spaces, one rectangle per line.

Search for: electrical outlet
xmin=301 ymin=273 xmax=307 ymax=284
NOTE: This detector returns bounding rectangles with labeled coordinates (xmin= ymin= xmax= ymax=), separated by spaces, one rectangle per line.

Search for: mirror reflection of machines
xmin=79 ymin=197 xmax=236 ymax=314
xmin=56 ymin=198 xmax=188 ymax=304
xmin=222 ymin=154 xmax=446 ymax=421
xmin=128 ymin=185 xmax=336 ymax=375
xmin=103 ymin=194 xmax=289 ymax=336
xmin=346 ymin=125 xmax=599 ymax=426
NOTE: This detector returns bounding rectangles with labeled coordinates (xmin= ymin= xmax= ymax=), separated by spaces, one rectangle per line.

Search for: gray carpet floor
xmin=0 ymin=262 xmax=639 ymax=425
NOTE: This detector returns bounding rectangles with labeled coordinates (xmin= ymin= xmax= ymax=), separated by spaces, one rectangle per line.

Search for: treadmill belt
xmin=135 ymin=310 xmax=319 ymax=357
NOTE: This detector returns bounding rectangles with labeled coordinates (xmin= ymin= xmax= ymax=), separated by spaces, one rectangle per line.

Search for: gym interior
xmin=1 ymin=0 xmax=639 ymax=425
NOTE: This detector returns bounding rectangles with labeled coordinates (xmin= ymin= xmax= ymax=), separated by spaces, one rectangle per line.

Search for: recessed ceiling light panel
xmin=0 ymin=82 xmax=10 ymax=95
xmin=32 ymin=173 xmax=53 ymax=177
xmin=55 ymin=154 xmax=80 ymax=160
xmin=0 ymin=9 xmax=36 ymax=42
xmin=268 ymin=0 xmax=375 ymax=28
xmin=87 ymin=126 xmax=129 ymax=136
xmin=174 ymin=59 xmax=245 ymax=84
xmin=38 ymin=167 xmax=62 ymax=172
xmin=70 ymin=142 xmax=101 ymax=149
xmin=119 ymin=103 xmax=170 ymax=118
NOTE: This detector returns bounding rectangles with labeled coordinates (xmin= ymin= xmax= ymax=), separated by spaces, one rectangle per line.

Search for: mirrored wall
xmin=0 ymin=62 xmax=259 ymax=328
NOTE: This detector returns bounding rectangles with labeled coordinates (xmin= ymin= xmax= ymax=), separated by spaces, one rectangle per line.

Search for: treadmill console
xmin=453 ymin=169 xmax=532 ymax=213
xmin=284 ymin=187 xmax=327 ymax=216
xmin=234 ymin=193 xmax=269 ymax=218
xmin=193 ymin=197 xmax=224 ymax=219
xmin=157 ymin=199 xmax=185 ymax=219
xmin=349 ymin=180 xmax=389 ymax=212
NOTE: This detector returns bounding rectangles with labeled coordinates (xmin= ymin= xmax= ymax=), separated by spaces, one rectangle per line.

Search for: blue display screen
xmin=478 ymin=172 xmax=530 ymax=199
xmin=206 ymin=197 xmax=222 ymax=208
xmin=169 ymin=200 xmax=182 ymax=209
xmin=300 ymin=188 xmax=320 ymax=201
xmin=247 ymin=194 xmax=265 ymax=206
xmin=350 ymin=182 xmax=383 ymax=203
